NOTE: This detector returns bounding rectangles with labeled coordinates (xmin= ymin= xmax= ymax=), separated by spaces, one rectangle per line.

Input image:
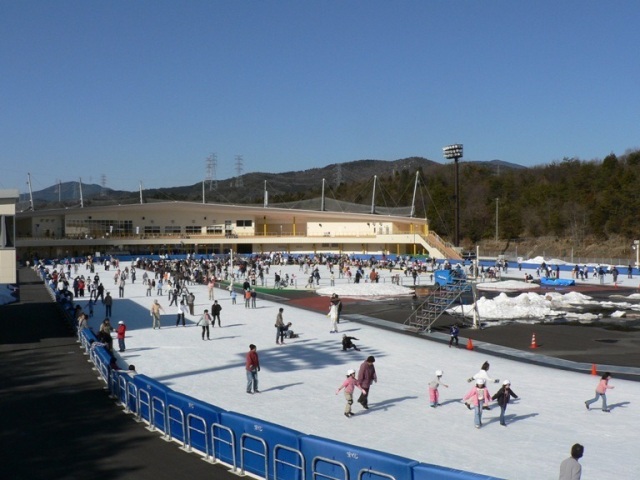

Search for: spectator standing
xmin=559 ymin=443 xmax=584 ymax=480
xmin=250 ymin=289 xmax=257 ymax=308
xmin=492 ymin=380 xmax=519 ymax=426
xmin=245 ymin=344 xmax=260 ymax=394
xmin=97 ymin=318 xmax=113 ymax=352
xmin=585 ymin=372 xmax=614 ymax=412
xmin=357 ymin=356 xmax=377 ymax=409
xmin=116 ymin=320 xmax=127 ymax=352
xmin=118 ymin=277 xmax=125 ymax=298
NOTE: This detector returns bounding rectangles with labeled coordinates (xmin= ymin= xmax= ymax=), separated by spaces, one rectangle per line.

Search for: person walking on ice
xmin=356 ymin=355 xmax=377 ymax=409
xmin=150 ymin=300 xmax=164 ymax=329
xmin=428 ymin=370 xmax=448 ymax=408
xmin=245 ymin=344 xmax=260 ymax=394
xmin=585 ymin=372 xmax=614 ymax=412
xmin=197 ymin=309 xmax=212 ymax=340
xmin=328 ymin=301 xmax=339 ymax=333
xmin=463 ymin=378 xmax=491 ymax=429
xmin=336 ymin=369 xmax=362 ymax=418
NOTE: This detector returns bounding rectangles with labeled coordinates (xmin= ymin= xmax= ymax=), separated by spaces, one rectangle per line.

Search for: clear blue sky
xmin=1 ymin=0 xmax=639 ymax=193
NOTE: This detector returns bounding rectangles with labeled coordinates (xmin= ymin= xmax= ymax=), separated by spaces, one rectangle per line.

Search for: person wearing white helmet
xmin=465 ymin=361 xmax=499 ymax=410
xmin=336 ymin=369 xmax=362 ymax=418
xmin=491 ymin=380 xmax=519 ymax=427
xmin=116 ymin=320 xmax=127 ymax=352
xmin=428 ymin=370 xmax=449 ymax=408
xmin=463 ymin=377 xmax=492 ymax=429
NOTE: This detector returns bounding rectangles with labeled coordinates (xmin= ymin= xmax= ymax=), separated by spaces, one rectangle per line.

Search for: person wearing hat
xmin=492 ymin=380 xmax=519 ymax=426
xmin=356 ymin=356 xmax=377 ymax=409
xmin=336 ymin=369 xmax=362 ymax=418
xmin=428 ymin=370 xmax=449 ymax=408
xmin=463 ymin=378 xmax=491 ymax=428
xmin=116 ymin=320 xmax=127 ymax=352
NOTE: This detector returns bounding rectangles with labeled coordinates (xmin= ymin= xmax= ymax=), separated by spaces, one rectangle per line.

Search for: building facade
xmin=15 ymin=201 xmax=458 ymax=261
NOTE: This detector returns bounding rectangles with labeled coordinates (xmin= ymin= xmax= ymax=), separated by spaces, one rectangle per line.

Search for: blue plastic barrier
xmin=220 ymin=411 xmax=303 ymax=480
xmin=165 ymin=390 xmax=226 ymax=457
xmin=94 ymin=347 xmax=112 ymax=382
xmin=413 ymin=463 xmax=503 ymax=480
xmin=299 ymin=434 xmax=417 ymax=480
xmin=133 ymin=374 xmax=172 ymax=431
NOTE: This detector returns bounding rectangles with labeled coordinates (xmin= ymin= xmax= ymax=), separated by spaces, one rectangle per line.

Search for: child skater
xmin=463 ymin=378 xmax=491 ymax=429
xmin=585 ymin=372 xmax=615 ymax=412
xmin=428 ymin=370 xmax=449 ymax=408
xmin=336 ymin=369 xmax=361 ymax=418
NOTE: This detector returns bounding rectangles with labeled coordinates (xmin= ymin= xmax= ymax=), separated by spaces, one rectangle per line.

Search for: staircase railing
xmin=404 ymin=275 xmax=472 ymax=333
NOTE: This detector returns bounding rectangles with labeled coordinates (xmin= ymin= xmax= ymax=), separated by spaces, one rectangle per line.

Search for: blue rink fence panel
xmin=165 ymin=390 xmax=226 ymax=457
xmin=219 ymin=411 xmax=303 ymax=480
xmin=412 ymin=463 xmax=503 ymax=480
xmin=299 ymin=435 xmax=417 ymax=480
xmin=132 ymin=374 xmax=172 ymax=432
xmin=79 ymin=325 xmax=501 ymax=479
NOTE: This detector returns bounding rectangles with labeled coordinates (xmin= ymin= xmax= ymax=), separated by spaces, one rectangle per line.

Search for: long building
xmin=15 ymin=200 xmax=460 ymax=261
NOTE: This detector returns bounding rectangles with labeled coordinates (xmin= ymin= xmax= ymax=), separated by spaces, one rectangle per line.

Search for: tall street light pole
xmin=443 ymin=144 xmax=463 ymax=247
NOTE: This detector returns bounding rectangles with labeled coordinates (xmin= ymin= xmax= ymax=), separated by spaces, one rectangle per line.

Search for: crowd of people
xmin=33 ymin=252 xmax=620 ymax=479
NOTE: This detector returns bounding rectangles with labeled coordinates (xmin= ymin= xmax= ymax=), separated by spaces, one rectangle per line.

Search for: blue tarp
xmin=540 ymin=277 xmax=575 ymax=287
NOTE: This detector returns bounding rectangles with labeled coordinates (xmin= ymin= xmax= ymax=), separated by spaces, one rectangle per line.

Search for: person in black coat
xmin=492 ymin=380 xmax=519 ymax=426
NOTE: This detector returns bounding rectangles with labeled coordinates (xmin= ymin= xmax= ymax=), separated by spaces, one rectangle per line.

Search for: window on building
xmin=0 ymin=215 xmax=15 ymax=248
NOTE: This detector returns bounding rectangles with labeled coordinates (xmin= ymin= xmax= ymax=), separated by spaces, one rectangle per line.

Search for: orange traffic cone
xmin=530 ymin=333 xmax=538 ymax=349
xmin=466 ymin=338 xmax=474 ymax=350
xmin=591 ymin=364 xmax=598 ymax=375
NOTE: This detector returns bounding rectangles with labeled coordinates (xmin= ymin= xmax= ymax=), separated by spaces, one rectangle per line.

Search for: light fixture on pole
xmin=443 ymin=144 xmax=463 ymax=247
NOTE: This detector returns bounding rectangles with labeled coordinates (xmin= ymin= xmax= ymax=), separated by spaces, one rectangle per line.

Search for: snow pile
xmin=316 ymin=283 xmax=414 ymax=297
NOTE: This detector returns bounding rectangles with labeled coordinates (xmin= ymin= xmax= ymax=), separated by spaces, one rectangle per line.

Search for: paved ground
xmin=2 ymin=267 xmax=639 ymax=478
xmin=281 ymin=287 xmax=640 ymax=369
xmin=0 ymin=268 xmax=240 ymax=480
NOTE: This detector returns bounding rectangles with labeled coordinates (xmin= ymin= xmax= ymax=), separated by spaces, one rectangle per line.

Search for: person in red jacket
xmin=116 ymin=320 xmax=127 ymax=352
xmin=245 ymin=344 xmax=260 ymax=394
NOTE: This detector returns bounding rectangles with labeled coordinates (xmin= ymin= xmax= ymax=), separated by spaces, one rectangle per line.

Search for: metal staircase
xmin=405 ymin=273 xmax=472 ymax=333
